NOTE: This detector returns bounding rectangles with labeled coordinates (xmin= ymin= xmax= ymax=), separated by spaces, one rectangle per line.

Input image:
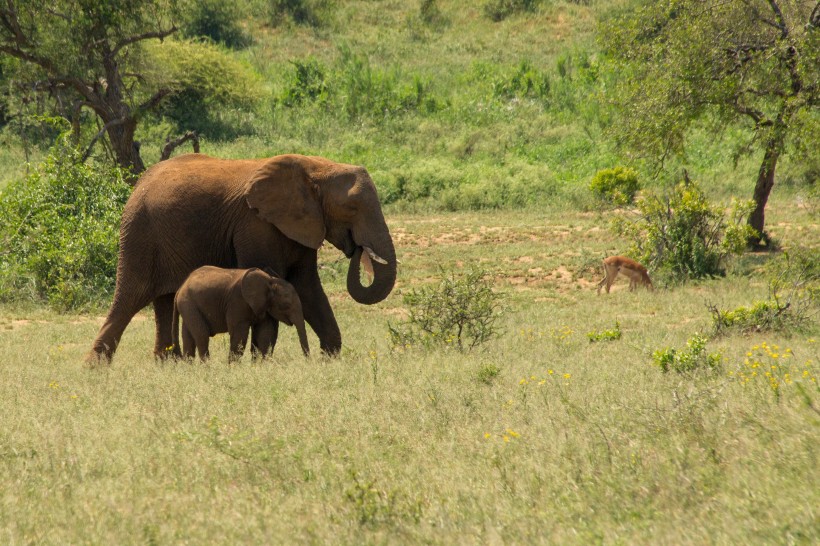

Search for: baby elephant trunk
xmin=293 ymin=315 xmax=310 ymax=357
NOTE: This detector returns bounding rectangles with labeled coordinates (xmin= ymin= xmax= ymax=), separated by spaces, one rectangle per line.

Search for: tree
xmin=0 ymin=0 xmax=180 ymax=175
xmin=601 ymin=0 xmax=820 ymax=246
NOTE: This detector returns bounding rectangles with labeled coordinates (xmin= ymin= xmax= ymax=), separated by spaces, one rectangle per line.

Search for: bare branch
xmin=82 ymin=116 xmax=129 ymax=162
xmin=111 ymin=25 xmax=177 ymax=57
xmin=137 ymin=87 xmax=172 ymax=114
xmin=160 ymin=131 xmax=200 ymax=161
xmin=766 ymin=0 xmax=790 ymax=37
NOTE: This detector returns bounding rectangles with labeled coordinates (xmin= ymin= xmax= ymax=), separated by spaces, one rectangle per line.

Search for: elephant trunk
xmin=347 ymin=235 xmax=397 ymax=305
xmin=294 ymin=316 xmax=310 ymax=357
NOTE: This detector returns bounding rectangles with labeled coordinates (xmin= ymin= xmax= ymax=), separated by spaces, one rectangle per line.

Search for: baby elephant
xmin=172 ymin=266 xmax=310 ymax=361
xmin=596 ymin=256 xmax=654 ymax=294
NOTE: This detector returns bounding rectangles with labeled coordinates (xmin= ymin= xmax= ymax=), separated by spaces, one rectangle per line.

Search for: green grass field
xmin=2 ymin=198 xmax=818 ymax=544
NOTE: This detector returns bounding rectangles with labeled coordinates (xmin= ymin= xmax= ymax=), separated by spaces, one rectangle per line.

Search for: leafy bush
xmin=493 ymin=60 xmax=551 ymax=102
xmin=483 ymin=0 xmax=541 ymax=22
xmin=587 ymin=320 xmax=622 ymax=342
xmin=279 ymin=58 xmax=330 ymax=107
xmin=476 ymin=362 xmax=502 ymax=384
xmin=389 ymin=268 xmax=505 ymax=352
xmin=710 ymin=249 xmax=820 ymax=335
xmin=276 ymin=51 xmax=445 ymax=121
xmin=653 ymin=334 xmax=722 ymax=374
xmin=589 ymin=166 xmax=640 ymax=206
xmin=180 ymin=0 xmax=250 ymax=48
xmin=613 ymin=177 xmax=757 ymax=281
xmin=0 ymin=126 xmax=130 ymax=310
xmin=144 ymin=39 xmax=262 ymax=139
xmin=709 ymin=300 xmax=791 ymax=335
xmin=269 ymin=0 xmax=334 ymax=27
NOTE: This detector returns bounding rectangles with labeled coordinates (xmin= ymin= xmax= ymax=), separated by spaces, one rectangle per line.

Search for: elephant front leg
xmin=154 ymin=293 xmax=180 ymax=359
xmin=296 ymin=281 xmax=341 ymax=356
xmin=229 ymin=325 xmax=251 ymax=363
xmin=251 ymin=318 xmax=279 ymax=359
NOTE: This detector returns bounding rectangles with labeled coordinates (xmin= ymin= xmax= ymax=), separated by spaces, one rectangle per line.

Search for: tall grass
xmin=1 ymin=203 xmax=817 ymax=543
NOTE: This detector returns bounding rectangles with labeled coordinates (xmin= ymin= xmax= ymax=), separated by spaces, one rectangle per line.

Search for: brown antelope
xmin=596 ymin=256 xmax=653 ymax=294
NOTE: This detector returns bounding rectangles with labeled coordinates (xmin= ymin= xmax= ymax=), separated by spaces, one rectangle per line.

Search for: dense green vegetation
xmin=3 ymin=0 xmax=815 ymax=309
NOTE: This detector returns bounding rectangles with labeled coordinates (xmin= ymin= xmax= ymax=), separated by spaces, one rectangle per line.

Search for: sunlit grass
xmin=1 ymin=198 xmax=817 ymax=543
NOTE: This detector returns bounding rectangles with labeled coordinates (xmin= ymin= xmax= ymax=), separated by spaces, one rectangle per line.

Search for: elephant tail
xmin=171 ymin=297 xmax=181 ymax=355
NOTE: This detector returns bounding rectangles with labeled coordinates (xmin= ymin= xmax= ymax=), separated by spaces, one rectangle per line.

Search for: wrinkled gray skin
xmin=87 ymin=153 xmax=397 ymax=363
xmin=173 ymin=266 xmax=310 ymax=361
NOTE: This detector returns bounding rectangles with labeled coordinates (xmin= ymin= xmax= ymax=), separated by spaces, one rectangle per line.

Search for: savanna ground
xmin=1 ymin=196 xmax=818 ymax=544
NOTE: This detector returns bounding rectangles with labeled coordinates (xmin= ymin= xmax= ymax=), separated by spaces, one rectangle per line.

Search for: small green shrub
xmin=493 ymin=60 xmax=550 ymax=102
xmin=275 ymin=50 xmax=446 ymax=121
xmin=710 ymin=249 xmax=820 ymax=335
xmin=279 ymin=58 xmax=330 ymax=107
xmin=476 ymin=362 xmax=502 ymax=384
xmin=269 ymin=0 xmax=334 ymax=27
xmin=389 ymin=268 xmax=505 ymax=352
xmin=483 ymin=0 xmax=541 ymax=22
xmin=180 ymin=0 xmax=250 ymax=48
xmin=419 ymin=0 xmax=446 ymax=27
xmin=0 ymin=125 xmax=130 ymax=310
xmin=587 ymin=320 xmax=622 ymax=342
xmin=653 ymin=334 xmax=722 ymax=374
xmin=613 ymin=176 xmax=757 ymax=281
xmin=589 ymin=166 xmax=640 ymax=206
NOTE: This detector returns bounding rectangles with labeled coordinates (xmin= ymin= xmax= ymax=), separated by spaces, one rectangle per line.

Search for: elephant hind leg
xmin=87 ymin=291 xmax=153 ymax=364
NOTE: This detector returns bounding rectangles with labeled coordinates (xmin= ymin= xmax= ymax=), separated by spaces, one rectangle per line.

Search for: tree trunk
xmin=747 ymin=139 xmax=780 ymax=248
xmin=107 ymin=117 xmax=145 ymax=178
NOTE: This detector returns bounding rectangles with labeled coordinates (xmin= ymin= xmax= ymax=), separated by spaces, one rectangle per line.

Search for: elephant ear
xmin=244 ymin=155 xmax=326 ymax=249
xmin=240 ymin=269 xmax=270 ymax=317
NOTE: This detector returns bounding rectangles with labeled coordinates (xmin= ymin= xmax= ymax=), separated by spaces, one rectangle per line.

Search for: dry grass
xmin=1 ymin=198 xmax=818 ymax=544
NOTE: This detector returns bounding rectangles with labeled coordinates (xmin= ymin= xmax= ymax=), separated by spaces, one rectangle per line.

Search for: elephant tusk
xmin=363 ymin=246 xmax=388 ymax=265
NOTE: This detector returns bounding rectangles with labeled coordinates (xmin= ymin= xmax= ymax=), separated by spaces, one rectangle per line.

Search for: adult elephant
xmin=87 ymin=153 xmax=397 ymax=362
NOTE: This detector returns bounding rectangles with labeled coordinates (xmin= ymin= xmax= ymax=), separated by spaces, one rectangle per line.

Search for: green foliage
xmin=587 ymin=320 xmax=622 ymax=343
xmin=483 ymin=0 xmax=542 ymax=22
xmin=419 ymin=0 xmax=446 ymax=27
xmin=710 ymin=300 xmax=790 ymax=336
xmin=711 ymin=249 xmax=820 ymax=335
xmin=144 ymin=39 xmax=262 ymax=139
xmin=180 ymin=0 xmax=250 ymax=48
xmin=653 ymin=334 xmax=722 ymax=374
xmin=613 ymin=177 xmax=757 ymax=281
xmin=0 ymin=124 xmax=130 ymax=310
xmin=599 ymin=0 xmax=820 ymax=238
xmin=276 ymin=50 xmax=446 ymax=121
xmin=279 ymin=58 xmax=329 ymax=107
xmin=269 ymin=0 xmax=334 ymax=27
xmin=600 ymin=0 xmax=820 ymax=164
xmin=493 ymin=60 xmax=551 ymax=101
xmin=476 ymin=362 xmax=502 ymax=384
xmin=389 ymin=268 xmax=505 ymax=352
xmin=589 ymin=166 xmax=640 ymax=206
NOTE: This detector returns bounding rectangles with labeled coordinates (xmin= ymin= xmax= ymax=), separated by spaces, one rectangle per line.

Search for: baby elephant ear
xmin=244 ymin=155 xmax=326 ymax=249
xmin=240 ymin=268 xmax=270 ymax=317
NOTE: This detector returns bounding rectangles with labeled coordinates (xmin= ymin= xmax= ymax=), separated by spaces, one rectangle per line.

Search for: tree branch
xmin=111 ymin=25 xmax=177 ymax=57
xmin=82 ymin=116 xmax=129 ymax=162
xmin=765 ymin=0 xmax=789 ymax=39
xmin=137 ymin=87 xmax=172 ymax=114
xmin=160 ymin=131 xmax=200 ymax=161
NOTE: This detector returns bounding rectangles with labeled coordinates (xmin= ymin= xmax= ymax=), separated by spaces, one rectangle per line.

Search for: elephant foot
xmin=154 ymin=345 xmax=182 ymax=361
xmin=84 ymin=348 xmax=112 ymax=367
